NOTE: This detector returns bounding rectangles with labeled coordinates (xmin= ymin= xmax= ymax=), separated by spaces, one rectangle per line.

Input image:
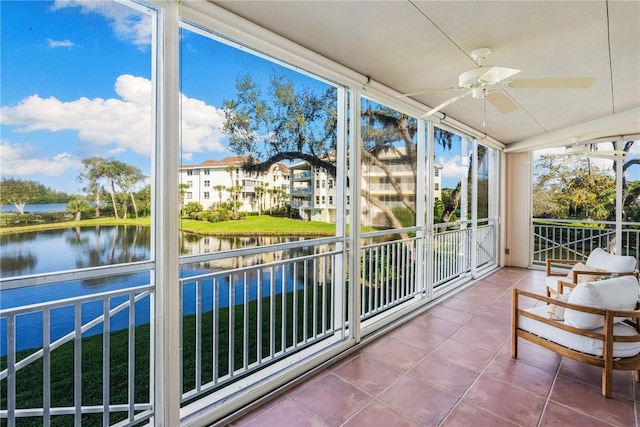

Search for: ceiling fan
xmin=400 ymin=48 xmax=595 ymax=118
xmin=551 ymin=139 xmax=627 ymax=160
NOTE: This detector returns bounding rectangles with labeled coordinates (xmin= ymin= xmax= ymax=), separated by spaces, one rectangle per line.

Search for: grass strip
xmin=0 ymin=215 xmax=338 ymax=237
xmin=0 ymin=285 xmax=334 ymax=426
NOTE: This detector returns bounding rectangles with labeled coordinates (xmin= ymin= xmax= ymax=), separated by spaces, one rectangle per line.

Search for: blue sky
xmin=1 ymin=0 xmax=469 ymax=196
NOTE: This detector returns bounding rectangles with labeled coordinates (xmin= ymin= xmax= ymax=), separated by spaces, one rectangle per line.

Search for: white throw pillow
xmin=563 ymin=276 xmax=638 ymax=329
xmin=548 ymin=292 xmax=570 ymax=320
xmin=586 ymin=248 xmax=637 ymax=273
xmin=567 ymin=262 xmax=606 ymax=283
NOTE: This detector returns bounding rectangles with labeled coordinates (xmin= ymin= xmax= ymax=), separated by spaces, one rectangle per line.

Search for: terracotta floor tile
xmin=408 ymin=353 xmax=479 ymax=397
xmin=291 ymin=373 xmax=371 ymax=426
xmin=463 ymin=375 xmax=546 ymax=425
xmin=429 ymin=305 xmax=476 ymax=325
xmin=466 ymin=312 xmax=511 ymax=335
xmin=550 ymin=375 xmax=636 ymax=426
xmin=482 ymin=353 xmax=555 ymax=397
xmin=378 ymin=375 xmax=458 ymax=426
xmin=450 ymin=324 xmax=509 ymax=353
xmin=361 ymin=335 xmax=430 ymax=371
xmin=449 ymin=290 xmax=498 ymax=306
xmin=440 ymin=401 xmax=519 ymax=427
xmin=233 ymin=397 xmax=326 ymax=427
xmin=506 ymin=338 xmax=563 ymax=373
xmin=558 ymin=357 xmax=634 ymax=399
xmin=429 ymin=338 xmax=496 ymax=373
xmin=539 ymin=400 xmax=615 ymax=427
xmin=341 ymin=399 xmax=421 ymax=427
xmin=402 ymin=313 xmax=463 ymax=338
xmin=332 ymin=353 xmax=403 ymax=395
xmin=388 ymin=320 xmax=451 ymax=350
xmin=440 ymin=296 xmax=488 ymax=315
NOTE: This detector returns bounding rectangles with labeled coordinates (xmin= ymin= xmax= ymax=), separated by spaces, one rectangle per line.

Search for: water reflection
xmin=0 ymin=226 xmax=331 ymax=354
xmin=0 ymin=225 xmax=317 ymax=279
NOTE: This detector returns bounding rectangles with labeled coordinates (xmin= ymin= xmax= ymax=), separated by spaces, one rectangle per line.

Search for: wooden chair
xmin=512 ymin=276 xmax=640 ymax=398
xmin=545 ymin=248 xmax=637 ymax=296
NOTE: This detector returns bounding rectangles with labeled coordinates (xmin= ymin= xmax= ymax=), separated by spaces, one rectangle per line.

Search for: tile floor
xmin=229 ymin=267 xmax=640 ymax=426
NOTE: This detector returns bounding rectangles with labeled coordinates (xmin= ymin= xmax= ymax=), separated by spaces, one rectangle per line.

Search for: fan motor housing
xmin=459 ymin=67 xmax=493 ymax=88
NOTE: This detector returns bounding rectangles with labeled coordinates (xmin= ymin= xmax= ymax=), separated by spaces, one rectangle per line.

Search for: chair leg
xmin=634 ymin=370 xmax=640 ymax=383
xmin=511 ymin=290 xmax=518 ymax=358
xmin=602 ymin=367 xmax=613 ymax=398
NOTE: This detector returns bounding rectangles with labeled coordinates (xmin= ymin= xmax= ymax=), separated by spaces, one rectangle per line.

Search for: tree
xmin=0 ymin=178 xmax=40 ymax=214
xmin=179 ymin=183 xmax=190 ymax=215
xmin=254 ymin=185 xmax=264 ymax=215
xmin=213 ymin=185 xmax=226 ymax=206
xmin=67 ymin=198 xmax=90 ymax=221
xmin=78 ymin=157 xmax=107 ymax=217
xmin=77 ymin=157 xmax=146 ymax=220
xmin=115 ymin=164 xmax=145 ymax=219
xmin=533 ymin=154 xmax=615 ymax=220
xmin=222 ymin=73 xmax=460 ymax=230
xmin=609 ymin=140 xmax=639 ymax=222
xmin=101 ymin=159 xmax=145 ymax=220
xmin=223 ymin=73 xmax=337 ymax=176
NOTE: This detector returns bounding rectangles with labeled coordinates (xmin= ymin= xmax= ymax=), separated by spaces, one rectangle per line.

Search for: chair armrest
xmin=515 ymin=288 xmax=640 ymax=325
xmin=572 ymin=269 xmax=639 ymax=283
xmin=546 ymin=258 xmax=580 ymax=277
xmin=556 ymin=279 xmax=577 ymax=294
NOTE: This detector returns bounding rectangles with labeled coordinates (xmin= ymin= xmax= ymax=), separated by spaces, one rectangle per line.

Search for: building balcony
xmin=291 ymin=171 xmax=312 ymax=181
xmin=290 ymin=186 xmax=312 ymax=195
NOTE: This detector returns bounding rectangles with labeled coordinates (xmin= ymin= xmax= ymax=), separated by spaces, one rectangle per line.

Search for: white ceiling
xmin=211 ymin=0 xmax=640 ymax=151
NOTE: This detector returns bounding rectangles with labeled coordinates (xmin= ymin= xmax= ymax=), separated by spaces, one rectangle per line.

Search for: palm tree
xmin=255 ymin=185 xmax=265 ymax=215
xmin=67 ymin=198 xmax=90 ymax=221
xmin=213 ymin=185 xmax=226 ymax=206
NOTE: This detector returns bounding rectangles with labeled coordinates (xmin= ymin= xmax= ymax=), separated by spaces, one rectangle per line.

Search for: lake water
xmin=0 ymin=226 xmax=307 ymax=354
xmin=0 ymin=202 xmax=69 ymax=213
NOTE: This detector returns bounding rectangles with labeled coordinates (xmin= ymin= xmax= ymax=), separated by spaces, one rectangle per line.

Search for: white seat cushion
xmin=563 ymin=276 xmax=638 ymax=329
xmin=586 ymin=247 xmax=637 ymax=273
xmin=519 ymin=305 xmax=640 ymax=358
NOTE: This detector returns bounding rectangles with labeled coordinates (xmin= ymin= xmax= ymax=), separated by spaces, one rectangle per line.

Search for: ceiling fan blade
xmin=507 ymin=77 xmax=595 ymax=89
xmin=479 ymin=66 xmax=521 ymax=84
xmin=589 ymin=152 xmax=626 ymax=159
xmin=422 ymin=90 xmax=472 ymax=117
xmin=397 ymin=86 xmax=465 ymax=97
xmin=485 ymin=91 xmax=519 ymax=114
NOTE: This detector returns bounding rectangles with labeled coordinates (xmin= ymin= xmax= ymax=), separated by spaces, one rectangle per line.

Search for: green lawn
xmin=0 ymin=285 xmax=334 ymax=426
xmin=0 ymin=215 xmax=339 ymax=236
xmin=179 ymin=216 xmax=336 ymax=236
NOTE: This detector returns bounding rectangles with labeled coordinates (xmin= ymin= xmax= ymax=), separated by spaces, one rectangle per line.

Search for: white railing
xmin=433 ymin=225 xmax=472 ymax=287
xmin=476 ymin=223 xmax=496 ymax=268
xmin=532 ymin=219 xmax=640 ymax=267
xmin=360 ymin=232 xmax=419 ymax=320
xmin=178 ymin=242 xmax=342 ymax=404
xmin=0 ymin=285 xmax=154 ymax=426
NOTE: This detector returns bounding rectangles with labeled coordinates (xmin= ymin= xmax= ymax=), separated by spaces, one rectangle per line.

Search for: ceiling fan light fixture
xmin=470 ymin=47 xmax=492 ymax=65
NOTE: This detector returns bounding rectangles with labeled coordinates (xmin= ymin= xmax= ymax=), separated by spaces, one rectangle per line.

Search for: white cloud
xmin=52 ymin=0 xmax=151 ymax=47
xmin=180 ymin=95 xmax=227 ymax=154
xmin=437 ymin=155 xmax=467 ymax=180
xmin=47 ymin=38 xmax=75 ymax=49
xmin=0 ymin=141 xmax=79 ymax=176
xmin=0 ymin=74 xmax=227 ymax=158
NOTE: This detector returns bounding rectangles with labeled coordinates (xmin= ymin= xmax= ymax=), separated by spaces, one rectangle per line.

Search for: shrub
xmin=183 ymin=202 xmax=204 ymax=216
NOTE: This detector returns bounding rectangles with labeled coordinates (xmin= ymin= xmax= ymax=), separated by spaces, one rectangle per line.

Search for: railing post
xmin=153 ymin=0 xmax=181 ymax=425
